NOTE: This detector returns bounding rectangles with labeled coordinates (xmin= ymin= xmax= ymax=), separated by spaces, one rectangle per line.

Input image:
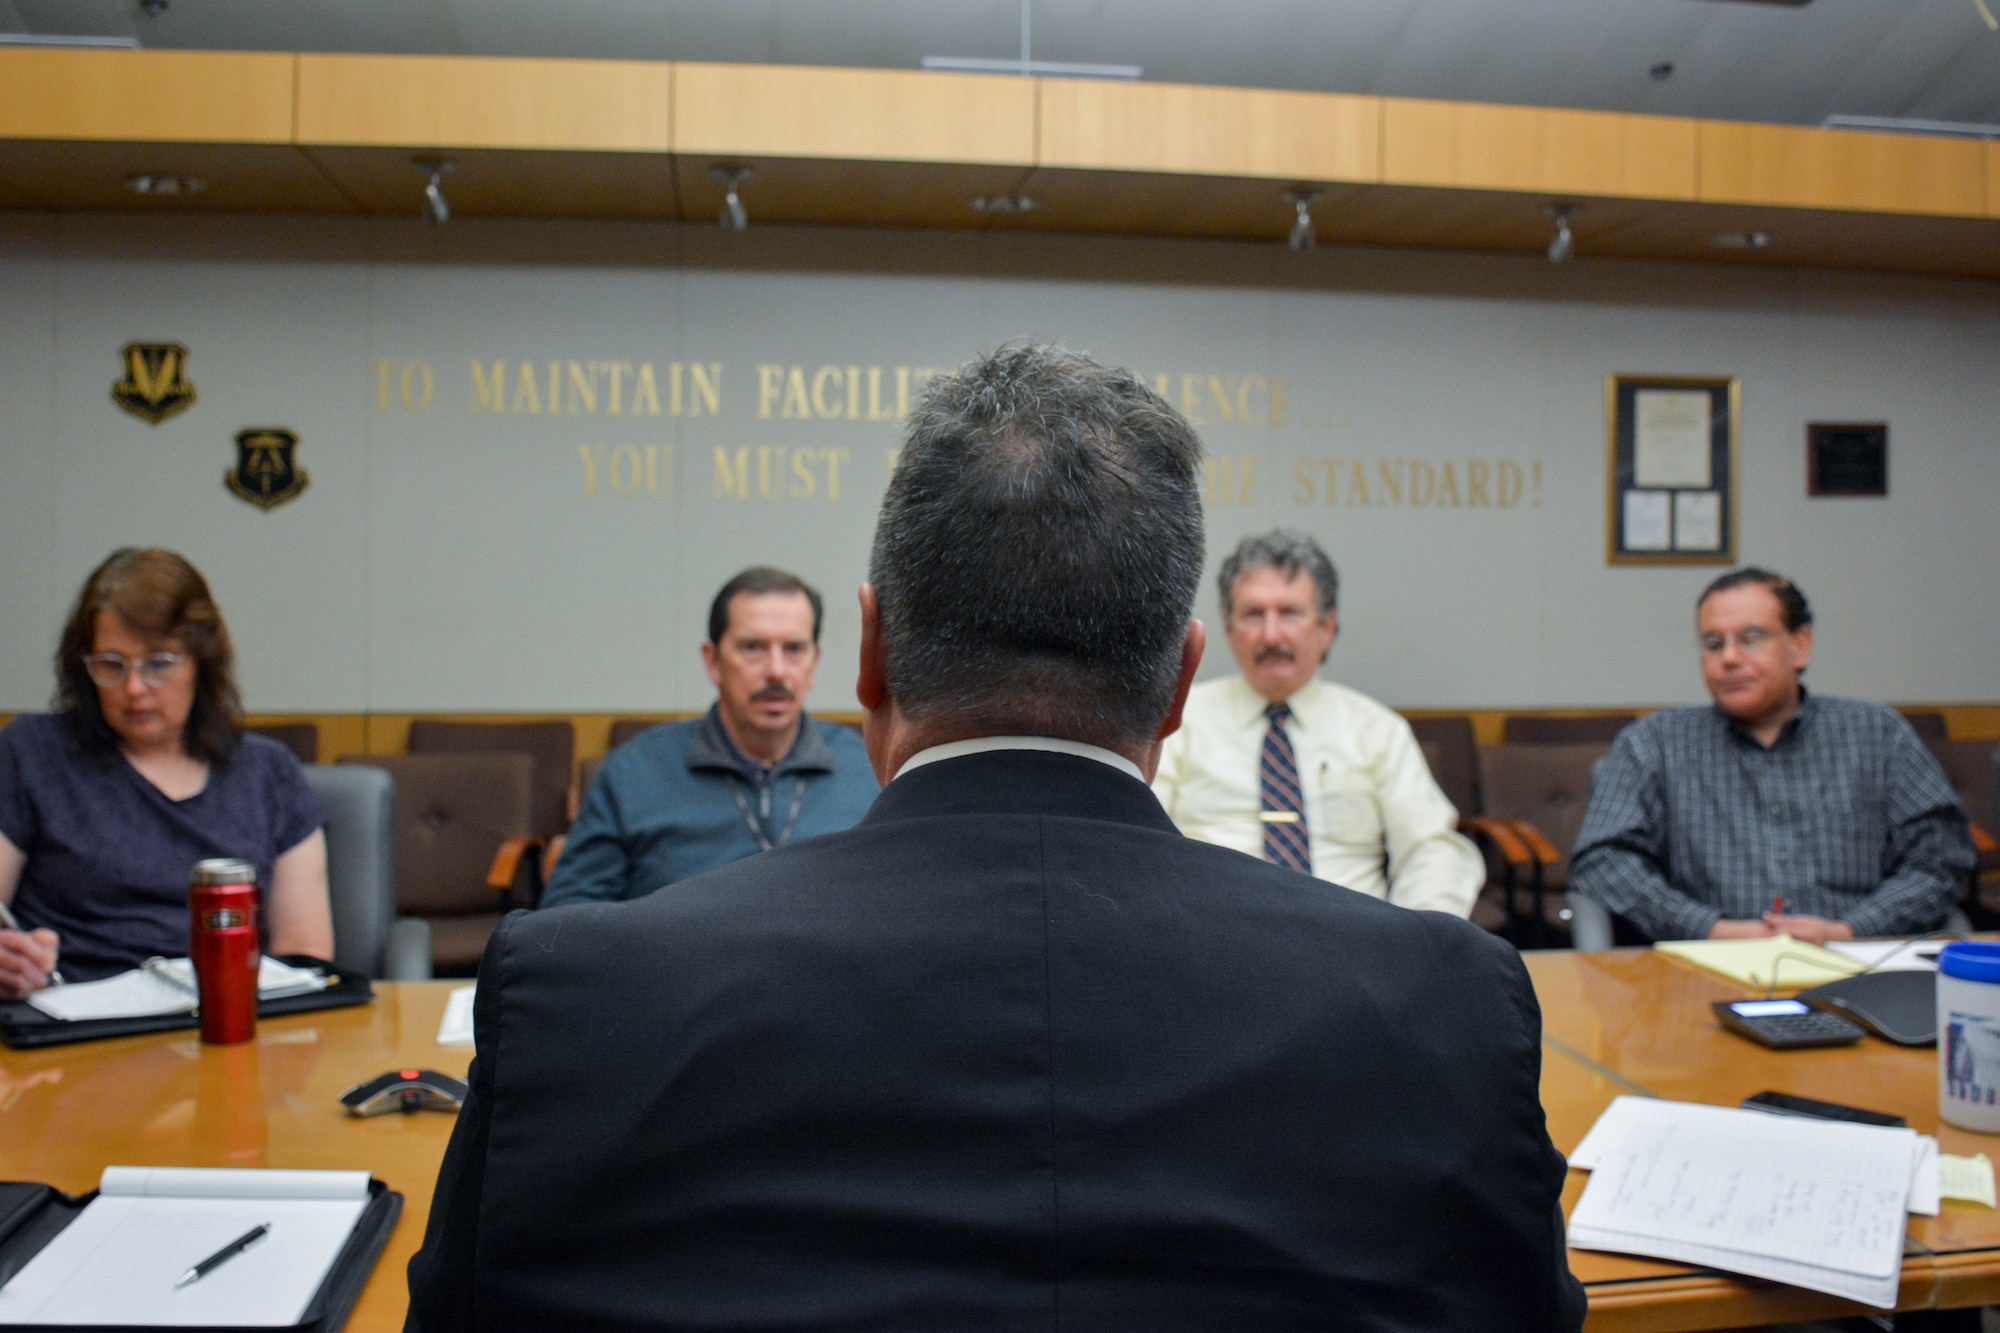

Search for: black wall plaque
xmin=1807 ymin=422 xmax=1888 ymax=498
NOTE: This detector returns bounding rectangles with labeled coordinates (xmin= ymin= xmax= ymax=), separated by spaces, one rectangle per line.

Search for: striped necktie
xmin=1260 ymin=702 xmax=1312 ymax=874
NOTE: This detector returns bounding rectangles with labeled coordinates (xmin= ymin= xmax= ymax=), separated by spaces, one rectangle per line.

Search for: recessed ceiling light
xmin=124 ymin=174 xmax=205 ymax=197
xmin=971 ymin=194 xmax=1037 ymax=214
xmin=1710 ymin=231 xmax=1774 ymax=249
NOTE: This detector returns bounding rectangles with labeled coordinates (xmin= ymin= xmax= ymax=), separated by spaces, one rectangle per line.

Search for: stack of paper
xmin=1569 ymin=1096 xmax=1926 ymax=1308
xmin=1826 ymin=940 xmax=1942 ymax=973
xmin=25 ymin=956 xmax=329 ymax=1022
xmin=436 ymin=985 xmax=475 ymax=1047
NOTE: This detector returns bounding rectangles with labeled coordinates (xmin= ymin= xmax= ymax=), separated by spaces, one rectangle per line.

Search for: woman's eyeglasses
xmin=82 ymin=652 xmax=188 ymax=689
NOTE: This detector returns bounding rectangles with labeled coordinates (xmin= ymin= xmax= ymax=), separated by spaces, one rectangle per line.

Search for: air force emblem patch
xmin=225 ymin=428 xmax=310 ymax=510
xmin=111 ymin=342 xmax=197 ymax=425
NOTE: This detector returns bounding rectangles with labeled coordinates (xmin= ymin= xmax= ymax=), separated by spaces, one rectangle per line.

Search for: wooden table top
xmin=4 ymin=956 xmax=1997 ymax=1333
xmin=0 ymin=984 xmax=469 ymax=1333
xmin=1529 ymin=947 xmax=2000 ymax=1332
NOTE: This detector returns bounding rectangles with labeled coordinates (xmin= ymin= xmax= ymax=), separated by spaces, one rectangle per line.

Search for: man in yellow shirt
xmin=1153 ymin=530 xmax=1480 ymax=916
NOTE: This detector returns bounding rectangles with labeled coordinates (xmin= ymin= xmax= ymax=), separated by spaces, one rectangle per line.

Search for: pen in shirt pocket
xmin=0 ymin=900 xmax=65 ymax=986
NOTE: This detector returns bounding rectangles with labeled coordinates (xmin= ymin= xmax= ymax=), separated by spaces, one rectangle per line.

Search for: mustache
xmin=1253 ymin=646 xmax=1297 ymax=664
xmin=750 ymin=684 xmax=796 ymax=703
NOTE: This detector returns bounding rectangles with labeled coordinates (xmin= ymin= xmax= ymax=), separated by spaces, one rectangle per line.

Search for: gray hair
xmin=869 ymin=344 xmax=1206 ymax=749
xmin=1218 ymin=530 xmax=1339 ymax=618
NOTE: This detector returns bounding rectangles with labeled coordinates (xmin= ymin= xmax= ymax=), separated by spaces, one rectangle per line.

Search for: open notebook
xmin=25 ymin=957 xmax=328 ymax=1023
xmin=0 ymin=1167 xmax=372 ymax=1327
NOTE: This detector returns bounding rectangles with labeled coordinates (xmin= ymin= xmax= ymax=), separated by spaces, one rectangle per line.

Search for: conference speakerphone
xmin=339 ymin=1068 xmax=468 ymax=1117
xmin=1712 ymin=998 xmax=1865 ymax=1049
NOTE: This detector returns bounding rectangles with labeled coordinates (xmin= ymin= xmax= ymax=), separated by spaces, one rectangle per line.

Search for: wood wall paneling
xmin=673 ymin=156 xmax=1033 ymax=231
xmin=0 ymin=141 xmax=359 ymax=214
xmin=1583 ymin=199 xmax=2000 ymax=281
xmin=1699 ymin=120 xmax=1987 ymax=218
xmin=219 ymin=706 xmax=2000 ymax=772
xmin=990 ymin=167 xmax=1335 ymax=241
xmin=0 ymin=50 xmax=295 ymax=144
xmin=0 ymin=49 xmax=1996 ymax=278
xmin=672 ymin=63 xmax=1035 ymax=167
xmin=299 ymin=146 xmax=676 ymax=219
xmin=1328 ymin=184 xmax=1678 ymax=257
xmin=1381 ymin=99 xmax=1698 ymax=202
xmin=1037 ymin=80 xmax=1378 ymax=184
xmin=295 ymin=55 xmax=672 ymax=153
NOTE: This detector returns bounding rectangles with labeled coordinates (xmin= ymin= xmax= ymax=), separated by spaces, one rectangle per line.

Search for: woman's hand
xmin=0 ymin=928 xmax=59 ymax=1000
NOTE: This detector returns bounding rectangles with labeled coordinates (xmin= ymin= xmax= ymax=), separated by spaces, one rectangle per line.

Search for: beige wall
xmin=1 ymin=212 xmax=1994 ymax=717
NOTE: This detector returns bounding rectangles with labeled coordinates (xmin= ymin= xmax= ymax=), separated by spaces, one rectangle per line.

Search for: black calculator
xmin=1712 ymin=998 xmax=1865 ymax=1049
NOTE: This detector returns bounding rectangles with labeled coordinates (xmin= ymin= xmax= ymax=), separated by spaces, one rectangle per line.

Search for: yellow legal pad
xmin=1653 ymin=934 xmax=1865 ymax=990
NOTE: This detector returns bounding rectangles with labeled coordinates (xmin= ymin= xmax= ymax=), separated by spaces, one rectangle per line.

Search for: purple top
xmin=0 ymin=713 xmax=322 ymax=982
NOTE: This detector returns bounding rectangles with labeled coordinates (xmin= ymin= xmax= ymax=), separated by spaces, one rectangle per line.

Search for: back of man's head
xmin=870 ymin=344 xmax=1205 ymax=751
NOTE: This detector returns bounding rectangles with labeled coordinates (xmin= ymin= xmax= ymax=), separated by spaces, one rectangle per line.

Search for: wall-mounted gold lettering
xmin=1291 ymin=458 xmax=1539 ymax=509
xmin=369 ymin=359 xmax=433 ymax=412
xmin=1202 ymin=456 xmax=1260 ymax=507
xmin=758 ymin=365 xmax=941 ymax=421
xmin=1145 ymin=374 xmax=1290 ymax=428
xmin=578 ymin=444 xmax=672 ymax=498
xmin=473 ymin=361 xmax=715 ymax=416
xmin=712 ymin=447 xmax=851 ymax=500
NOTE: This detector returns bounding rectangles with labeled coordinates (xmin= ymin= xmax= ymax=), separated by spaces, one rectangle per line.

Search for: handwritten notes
xmin=1569 ymin=1097 xmax=1917 ymax=1308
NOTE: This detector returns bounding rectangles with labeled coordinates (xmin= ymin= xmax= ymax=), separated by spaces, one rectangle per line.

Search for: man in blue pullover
xmin=540 ymin=567 xmax=879 ymax=907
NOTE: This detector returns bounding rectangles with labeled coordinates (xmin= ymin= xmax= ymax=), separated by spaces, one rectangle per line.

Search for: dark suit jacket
xmin=406 ymin=750 xmax=1584 ymax=1332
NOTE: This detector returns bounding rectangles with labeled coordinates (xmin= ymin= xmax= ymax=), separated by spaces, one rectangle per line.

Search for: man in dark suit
xmin=406 ymin=345 xmax=1585 ymax=1332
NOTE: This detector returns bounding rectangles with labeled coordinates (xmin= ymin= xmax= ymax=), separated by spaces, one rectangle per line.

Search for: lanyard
xmin=725 ymin=773 xmax=806 ymax=852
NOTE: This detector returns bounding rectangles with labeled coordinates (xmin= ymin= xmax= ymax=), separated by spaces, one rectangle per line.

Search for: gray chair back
xmin=304 ymin=763 xmax=397 ymax=977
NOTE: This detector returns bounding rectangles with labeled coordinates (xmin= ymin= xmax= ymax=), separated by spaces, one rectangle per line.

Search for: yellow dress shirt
xmin=1152 ymin=675 xmax=1481 ymax=917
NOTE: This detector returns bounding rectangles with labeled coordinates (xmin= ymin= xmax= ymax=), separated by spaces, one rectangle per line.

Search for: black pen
xmin=173 ymin=1222 xmax=271 ymax=1289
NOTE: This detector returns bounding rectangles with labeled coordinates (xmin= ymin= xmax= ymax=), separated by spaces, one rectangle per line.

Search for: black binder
xmin=0 ymin=959 xmax=374 ymax=1050
xmin=0 ymin=1178 xmax=401 ymax=1332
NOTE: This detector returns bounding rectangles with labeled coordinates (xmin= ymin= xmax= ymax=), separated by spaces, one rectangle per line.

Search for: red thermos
xmin=190 ymin=858 xmax=260 ymax=1045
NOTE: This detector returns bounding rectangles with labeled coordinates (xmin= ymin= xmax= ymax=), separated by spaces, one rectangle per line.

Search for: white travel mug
xmin=1938 ymin=942 xmax=2000 ymax=1133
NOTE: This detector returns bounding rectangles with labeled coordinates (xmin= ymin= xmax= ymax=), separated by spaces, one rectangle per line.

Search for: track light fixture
xmin=1283 ymin=187 xmax=1323 ymax=253
xmin=712 ymin=165 xmax=751 ymax=234
xmin=124 ymin=173 xmax=204 ymax=197
xmin=970 ymin=193 xmax=1037 ymax=214
xmin=413 ymin=158 xmax=453 ymax=225
xmin=1545 ymin=204 xmax=1577 ymax=264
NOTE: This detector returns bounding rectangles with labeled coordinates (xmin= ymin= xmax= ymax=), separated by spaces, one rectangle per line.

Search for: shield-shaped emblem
xmin=225 ymin=429 xmax=310 ymax=511
xmin=111 ymin=342 xmax=197 ymax=425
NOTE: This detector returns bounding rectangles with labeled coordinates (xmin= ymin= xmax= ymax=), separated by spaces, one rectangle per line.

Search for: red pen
xmin=1771 ymin=895 xmax=1785 ymax=915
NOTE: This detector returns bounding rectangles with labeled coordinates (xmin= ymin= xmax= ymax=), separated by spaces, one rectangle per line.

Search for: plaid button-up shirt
xmin=1570 ymin=692 xmax=1974 ymax=941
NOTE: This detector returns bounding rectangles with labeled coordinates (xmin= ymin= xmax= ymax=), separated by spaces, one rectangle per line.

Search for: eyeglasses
xmin=82 ymin=652 xmax=189 ymax=689
xmin=1697 ymin=628 xmax=1780 ymax=656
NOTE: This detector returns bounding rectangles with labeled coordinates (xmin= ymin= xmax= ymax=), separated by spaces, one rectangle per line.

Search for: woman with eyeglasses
xmin=0 ymin=548 xmax=332 ymax=999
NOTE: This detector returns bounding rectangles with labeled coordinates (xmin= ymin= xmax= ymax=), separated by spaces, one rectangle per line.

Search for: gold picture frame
xmin=1605 ymin=374 xmax=1738 ymax=565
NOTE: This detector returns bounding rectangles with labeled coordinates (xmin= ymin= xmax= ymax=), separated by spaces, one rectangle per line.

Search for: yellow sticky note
xmin=1939 ymin=1153 xmax=1997 ymax=1208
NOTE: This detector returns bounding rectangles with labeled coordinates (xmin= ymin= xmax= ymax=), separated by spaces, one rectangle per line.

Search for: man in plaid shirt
xmin=1570 ymin=567 xmax=1974 ymax=944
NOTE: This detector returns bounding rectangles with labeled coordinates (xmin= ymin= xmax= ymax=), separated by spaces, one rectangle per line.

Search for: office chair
xmin=301 ymin=764 xmax=431 ymax=980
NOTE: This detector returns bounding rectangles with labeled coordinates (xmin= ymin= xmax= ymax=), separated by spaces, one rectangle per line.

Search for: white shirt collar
xmin=894 ymin=735 xmax=1144 ymax=784
xmin=1228 ymin=672 xmax=1326 ymax=728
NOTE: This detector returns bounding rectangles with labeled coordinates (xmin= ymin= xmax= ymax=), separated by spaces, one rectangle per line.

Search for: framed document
xmin=1606 ymin=374 xmax=1737 ymax=564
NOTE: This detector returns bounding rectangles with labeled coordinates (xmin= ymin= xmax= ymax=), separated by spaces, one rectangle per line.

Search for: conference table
xmin=4 ymin=954 xmax=1998 ymax=1332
